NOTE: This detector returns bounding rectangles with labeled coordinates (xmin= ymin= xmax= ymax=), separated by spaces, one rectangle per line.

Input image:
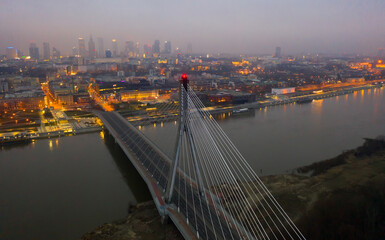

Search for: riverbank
xmin=82 ymin=136 xmax=385 ymax=239
xmin=208 ymin=83 xmax=384 ymax=114
xmin=0 ymin=110 xmax=103 ymax=146
xmin=129 ymin=83 xmax=384 ymax=125
xmin=81 ymin=201 xmax=183 ymax=240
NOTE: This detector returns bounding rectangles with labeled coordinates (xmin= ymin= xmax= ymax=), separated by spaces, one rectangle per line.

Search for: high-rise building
xmin=105 ymin=49 xmax=112 ymax=58
xmin=78 ymin=38 xmax=87 ymax=57
xmin=378 ymin=48 xmax=385 ymax=59
xmin=125 ymin=41 xmax=135 ymax=57
xmin=6 ymin=47 xmax=17 ymax=59
xmin=97 ymin=38 xmax=104 ymax=58
xmin=136 ymin=41 xmax=140 ymax=56
xmin=274 ymin=47 xmax=281 ymax=58
xmin=72 ymin=46 xmax=78 ymax=56
xmin=112 ymin=39 xmax=118 ymax=57
xmin=143 ymin=44 xmax=152 ymax=56
xmin=164 ymin=41 xmax=171 ymax=54
xmin=88 ymin=36 xmax=96 ymax=58
xmin=43 ymin=42 xmax=50 ymax=60
xmin=152 ymin=40 xmax=160 ymax=56
xmin=187 ymin=43 xmax=192 ymax=55
xmin=52 ymin=47 xmax=60 ymax=59
xmin=29 ymin=42 xmax=39 ymax=60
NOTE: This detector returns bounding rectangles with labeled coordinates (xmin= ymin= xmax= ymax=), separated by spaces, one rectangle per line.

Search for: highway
xmin=98 ymin=111 xmax=242 ymax=240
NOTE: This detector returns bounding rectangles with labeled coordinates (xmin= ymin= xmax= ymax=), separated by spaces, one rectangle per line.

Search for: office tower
xmin=136 ymin=41 xmax=140 ymax=56
xmin=105 ymin=49 xmax=112 ymax=58
xmin=52 ymin=47 xmax=60 ymax=59
xmin=112 ymin=39 xmax=118 ymax=57
xmin=125 ymin=41 xmax=135 ymax=57
xmin=78 ymin=38 xmax=87 ymax=57
xmin=143 ymin=44 xmax=152 ymax=55
xmin=6 ymin=47 xmax=17 ymax=59
xmin=378 ymin=48 xmax=385 ymax=59
xmin=152 ymin=40 xmax=160 ymax=56
xmin=164 ymin=41 xmax=171 ymax=54
xmin=97 ymin=38 xmax=104 ymax=58
xmin=29 ymin=42 xmax=39 ymax=60
xmin=187 ymin=43 xmax=192 ymax=55
xmin=72 ymin=46 xmax=78 ymax=56
xmin=88 ymin=36 xmax=96 ymax=58
xmin=274 ymin=47 xmax=281 ymax=58
xmin=43 ymin=42 xmax=50 ymax=60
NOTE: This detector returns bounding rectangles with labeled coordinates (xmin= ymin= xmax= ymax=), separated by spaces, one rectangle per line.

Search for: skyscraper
xmin=274 ymin=47 xmax=281 ymax=58
xmin=97 ymin=38 xmax=104 ymax=58
xmin=52 ymin=47 xmax=60 ymax=59
xmin=187 ymin=43 xmax=192 ymax=55
xmin=29 ymin=42 xmax=39 ymax=60
xmin=78 ymin=38 xmax=87 ymax=57
xmin=164 ymin=41 xmax=171 ymax=54
xmin=112 ymin=39 xmax=118 ymax=57
xmin=6 ymin=47 xmax=17 ymax=59
xmin=72 ymin=46 xmax=78 ymax=56
xmin=43 ymin=42 xmax=50 ymax=60
xmin=125 ymin=41 xmax=135 ymax=57
xmin=105 ymin=49 xmax=112 ymax=58
xmin=143 ymin=44 xmax=152 ymax=56
xmin=152 ymin=40 xmax=160 ymax=56
xmin=378 ymin=48 xmax=385 ymax=59
xmin=88 ymin=36 xmax=96 ymax=58
xmin=136 ymin=41 xmax=140 ymax=56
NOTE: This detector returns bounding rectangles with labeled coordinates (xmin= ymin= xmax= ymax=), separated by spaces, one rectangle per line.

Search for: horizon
xmin=1 ymin=0 xmax=385 ymax=56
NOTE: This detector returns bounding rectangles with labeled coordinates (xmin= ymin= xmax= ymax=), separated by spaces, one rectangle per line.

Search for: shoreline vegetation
xmin=82 ymin=137 xmax=385 ymax=240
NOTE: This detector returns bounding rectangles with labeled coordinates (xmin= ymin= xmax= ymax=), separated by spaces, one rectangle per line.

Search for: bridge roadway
xmin=96 ymin=111 xmax=242 ymax=240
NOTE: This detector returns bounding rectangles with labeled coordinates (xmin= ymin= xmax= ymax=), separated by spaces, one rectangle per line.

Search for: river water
xmin=142 ymin=87 xmax=385 ymax=175
xmin=0 ymin=86 xmax=384 ymax=239
xmin=0 ymin=132 xmax=151 ymax=240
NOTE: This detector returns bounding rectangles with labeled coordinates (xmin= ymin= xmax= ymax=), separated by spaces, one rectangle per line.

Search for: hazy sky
xmin=1 ymin=0 xmax=385 ymax=55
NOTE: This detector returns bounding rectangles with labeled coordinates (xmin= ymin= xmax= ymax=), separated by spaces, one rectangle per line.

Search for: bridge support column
xmin=166 ymin=74 xmax=206 ymax=204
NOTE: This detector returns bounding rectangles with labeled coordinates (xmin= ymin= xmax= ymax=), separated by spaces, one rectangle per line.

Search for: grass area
xmin=260 ymin=138 xmax=385 ymax=239
xmin=0 ymin=109 xmax=41 ymax=125
xmin=0 ymin=124 xmax=40 ymax=133
xmin=64 ymin=110 xmax=95 ymax=118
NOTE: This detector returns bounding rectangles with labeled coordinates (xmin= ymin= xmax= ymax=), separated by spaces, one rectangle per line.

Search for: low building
xmin=272 ymin=87 xmax=295 ymax=95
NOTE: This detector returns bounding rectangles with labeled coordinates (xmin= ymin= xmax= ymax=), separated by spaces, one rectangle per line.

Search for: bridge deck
xmin=97 ymin=111 xmax=242 ymax=240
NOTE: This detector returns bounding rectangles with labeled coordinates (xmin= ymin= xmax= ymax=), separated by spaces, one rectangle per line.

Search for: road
xmin=98 ymin=111 xmax=243 ymax=240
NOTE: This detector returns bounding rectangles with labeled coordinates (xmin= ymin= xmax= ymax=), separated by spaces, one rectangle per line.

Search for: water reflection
xmin=141 ymin=87 xmax=385 ymax=176
xmin=213 ymin=109 xmax=256 ymax=121
xmin=311 ymin=99 xmax=323 ymax=116
xmin=102 ymin=130 xmax=151 ymax=204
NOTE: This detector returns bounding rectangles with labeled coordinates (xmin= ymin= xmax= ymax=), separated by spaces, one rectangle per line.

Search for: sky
xmin=1 ymin=0 xmax=385 ymax=56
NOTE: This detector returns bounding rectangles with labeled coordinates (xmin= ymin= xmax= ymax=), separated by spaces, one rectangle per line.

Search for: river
xmin=0 ymin=132 xmax=151 ymax=240
xmin=0 ymin=86 xmax=384 ymax=239
xmin=141 ymin=86 xmax=385 ymax=175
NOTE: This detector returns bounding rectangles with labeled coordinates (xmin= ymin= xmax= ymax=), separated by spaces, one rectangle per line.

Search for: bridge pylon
xmin=166 ymin=74 xmax=205 ymax=204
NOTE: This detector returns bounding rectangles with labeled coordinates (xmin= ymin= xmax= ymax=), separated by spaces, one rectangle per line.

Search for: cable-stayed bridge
xmin=96 ymin=75 xmax=305 ymax=240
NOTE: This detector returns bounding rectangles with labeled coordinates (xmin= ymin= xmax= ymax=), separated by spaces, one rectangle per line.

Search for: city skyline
xmin=1 ymin=0 xmax=385 ymax=55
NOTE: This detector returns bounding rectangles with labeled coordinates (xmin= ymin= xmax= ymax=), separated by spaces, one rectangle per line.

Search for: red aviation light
xmin=181 ymin=74 xmax=187 ymax=80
